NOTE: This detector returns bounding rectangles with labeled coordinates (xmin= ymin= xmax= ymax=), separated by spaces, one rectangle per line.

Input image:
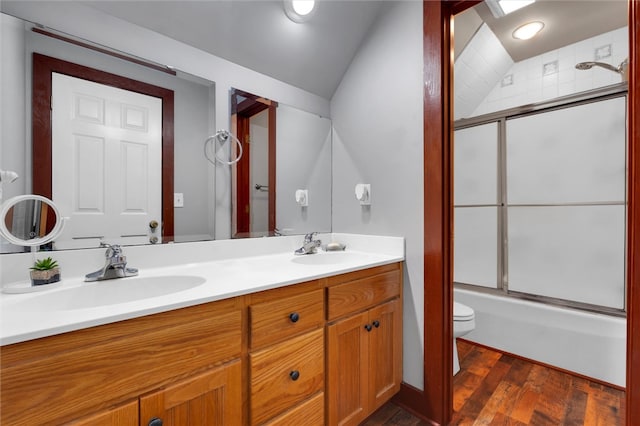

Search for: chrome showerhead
xmin=575 ymin=60 xmax=625 ymax=73
xmin=575 ymin=61 xmax=597 ymax=70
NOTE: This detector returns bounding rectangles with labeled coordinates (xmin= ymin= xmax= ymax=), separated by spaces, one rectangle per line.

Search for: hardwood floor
xmin=362 ymin=340 xmax=625 ymax=425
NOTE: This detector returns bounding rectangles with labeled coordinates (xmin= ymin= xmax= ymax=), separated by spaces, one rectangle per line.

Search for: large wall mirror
xmin=0 ymin=11 xmax=332 ymax=253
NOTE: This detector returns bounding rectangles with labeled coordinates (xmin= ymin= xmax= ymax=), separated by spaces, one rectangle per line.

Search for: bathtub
xmin=455 ymin=287 xmax=627 ymax=387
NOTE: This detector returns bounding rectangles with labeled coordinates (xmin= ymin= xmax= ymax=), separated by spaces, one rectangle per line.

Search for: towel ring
xmin=204 ymin=130 xmax=243 ymax=165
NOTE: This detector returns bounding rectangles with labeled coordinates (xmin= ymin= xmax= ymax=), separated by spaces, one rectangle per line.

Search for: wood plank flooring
xmin=362 ymin=340 xmax=625 ymax=425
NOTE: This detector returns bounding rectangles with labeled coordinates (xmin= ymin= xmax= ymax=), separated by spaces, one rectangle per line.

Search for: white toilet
xmin=453 ymin=301 xmax=475 ymax=375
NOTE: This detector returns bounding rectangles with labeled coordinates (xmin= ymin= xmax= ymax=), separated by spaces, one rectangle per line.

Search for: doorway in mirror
xmin=230 ymin=89 xmax=277 ymax=238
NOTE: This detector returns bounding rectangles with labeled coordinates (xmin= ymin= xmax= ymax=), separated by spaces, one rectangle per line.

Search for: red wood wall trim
xmin=627 ymin=1 xmax=639 ymax=423
xmin=32 ymin=53 xmax=175 ymax=241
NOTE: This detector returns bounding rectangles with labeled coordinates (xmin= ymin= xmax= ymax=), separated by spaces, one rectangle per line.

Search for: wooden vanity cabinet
xmin=0 ymin=262 xmax=403 ymax=426
xmin=326 ymin=264 xmax=403 ymax=426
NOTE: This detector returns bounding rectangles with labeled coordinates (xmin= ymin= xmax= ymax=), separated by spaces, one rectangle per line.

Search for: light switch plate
xmin=174 ymin=193 xmax=184 ymax=208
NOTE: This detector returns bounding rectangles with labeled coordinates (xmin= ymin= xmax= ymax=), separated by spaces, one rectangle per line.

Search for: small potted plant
xmin=30 ymin=257 xmax=61 ymax=286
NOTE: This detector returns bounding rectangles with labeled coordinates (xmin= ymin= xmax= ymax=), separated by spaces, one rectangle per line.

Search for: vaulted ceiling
xmin=2 ymin=1 xmax=628 ymax=100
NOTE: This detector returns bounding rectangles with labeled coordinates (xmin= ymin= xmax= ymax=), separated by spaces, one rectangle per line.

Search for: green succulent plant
xmin=30 ymin=257 xmax=59 ymax=271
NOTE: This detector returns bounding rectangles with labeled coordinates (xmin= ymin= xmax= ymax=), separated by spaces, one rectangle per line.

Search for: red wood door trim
xmin=236 ymin=115 xmax=251 ymax=235
xmin=627 ymin=1 xmax=639 ymax=422
xmin=231 ymin=90 xmax=275 ymax=237
xmin=32 ymin=53 xmax=175 ymax=242
xmin=422 ymin=1 xmax=453 ymax=423
xmin=268 ymin=104 xmax=277 ymax=234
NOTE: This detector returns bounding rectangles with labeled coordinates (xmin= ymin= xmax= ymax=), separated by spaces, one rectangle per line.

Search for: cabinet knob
xmin=364 ymin=324 xmax=373 ymax=332
xmin=372 ymin=320 xmax=380 ymax=328
xmin=289 ymin=312 xmax=300 ymax=323
xmin=290 ymin=370 xmax=300 ymax=381
xmin=148 ymin=418 xmax=163 ymax=426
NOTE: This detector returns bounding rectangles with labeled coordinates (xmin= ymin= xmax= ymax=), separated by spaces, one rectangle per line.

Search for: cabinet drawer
xmin=327 ymin=270 xmax=401 ymax=321
xmin=250 ymin=289 xmax=324 ymax=349
xmin=263 ymin=392 xmax=324 ymax=426
xmin=250 ymin=328 xmax=324 ymax=424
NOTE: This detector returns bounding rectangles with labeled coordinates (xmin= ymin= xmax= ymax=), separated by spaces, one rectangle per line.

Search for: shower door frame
xmin=399 ymin=1 xmax=640 ymax=425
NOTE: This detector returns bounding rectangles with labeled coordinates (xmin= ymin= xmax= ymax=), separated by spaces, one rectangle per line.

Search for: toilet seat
xmin=454 ymin=301 xmax=474 ymax=321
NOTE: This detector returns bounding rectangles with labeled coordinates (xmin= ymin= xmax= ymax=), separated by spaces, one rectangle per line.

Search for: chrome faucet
xmin=85 ymin=243 xmax=139 ymax=282
xmin=295 ymin=232 xmax=321 ymax=255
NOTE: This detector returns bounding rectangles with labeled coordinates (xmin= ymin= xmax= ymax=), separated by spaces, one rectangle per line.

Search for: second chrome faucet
xmin=294 ymin=232 xmax=321 ymax=255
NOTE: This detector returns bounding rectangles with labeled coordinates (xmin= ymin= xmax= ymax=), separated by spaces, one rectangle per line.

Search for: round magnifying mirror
xmin=0 ymin=195 xmax=64 ymax=247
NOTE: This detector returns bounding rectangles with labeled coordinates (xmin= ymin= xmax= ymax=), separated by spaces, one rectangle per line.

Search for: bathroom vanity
xmin=0 ymin=234 xmax=403 ymax=425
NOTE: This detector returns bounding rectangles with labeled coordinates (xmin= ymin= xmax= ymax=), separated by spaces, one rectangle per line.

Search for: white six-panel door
xmin=52 ymin=73 xmax=162 ymax=249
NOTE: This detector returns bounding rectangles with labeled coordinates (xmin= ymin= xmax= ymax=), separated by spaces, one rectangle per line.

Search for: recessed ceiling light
xmin=284 ymin=0 xmax=316 ymax=23
xmin=512 ymin=21 xmax=544 ymax=40
xmin=487 ymin=0 xmax=535 ymax=18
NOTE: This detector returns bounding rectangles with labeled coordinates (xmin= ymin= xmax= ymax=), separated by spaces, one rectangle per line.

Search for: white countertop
xmin=0 ymin=234 xmax=404 ymax=346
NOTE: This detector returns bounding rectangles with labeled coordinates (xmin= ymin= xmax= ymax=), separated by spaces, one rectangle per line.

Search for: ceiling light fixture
xmin=487 ymin=0 xmax=535 ymax=18
xmin=284 ymin=0 xmax=316 ymax=23
xmin=512 ymin=21 xmax=544 ymax=40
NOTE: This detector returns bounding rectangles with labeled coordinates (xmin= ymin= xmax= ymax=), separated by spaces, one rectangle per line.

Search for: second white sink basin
xmin=13 ymin=275 xmax=206 ymax=311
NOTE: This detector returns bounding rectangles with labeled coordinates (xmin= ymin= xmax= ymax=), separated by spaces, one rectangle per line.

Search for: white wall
xmin=276 ymin=104 xmax=331 ymax=235
xmin=0 ymin=14 xmax=26 ymax=203
xmin=0 ymin=15 xmax=26 ymax=253
xmin=330 ymin=1 xmax=424 ymax=389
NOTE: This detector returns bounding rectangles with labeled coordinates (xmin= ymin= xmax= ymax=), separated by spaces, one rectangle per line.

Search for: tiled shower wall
xmin=455 ymin=25 xmax=628 ymax=120
xmin=454 ymin=24 xmax=513 ymax=120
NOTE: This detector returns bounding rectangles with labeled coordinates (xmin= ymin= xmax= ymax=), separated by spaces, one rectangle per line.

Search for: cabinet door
xmin=140 ymin=360 xmax=242 ymax=426
xmin=327 ymin=311 xmax=369 ymax=426
xmin=368 ymin=299 xmax=402 ymax=412
xmin=69 ymin=399 xmax=138 ymax=425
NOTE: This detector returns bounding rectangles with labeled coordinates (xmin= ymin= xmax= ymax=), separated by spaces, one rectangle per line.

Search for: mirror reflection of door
xmin=52 ymin=73 xmax=162 ymax=249
xmin=230 ymin=89 xmax=277 ymax=238
xmin=32 ymin=53 xmax=175 ymax=249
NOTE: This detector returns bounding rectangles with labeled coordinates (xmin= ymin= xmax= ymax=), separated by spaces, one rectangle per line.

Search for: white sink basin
xmin=291 ymin=252 xmax=359 ymax=265
xmin=11 ymin=275 xmax=206 ymax=311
